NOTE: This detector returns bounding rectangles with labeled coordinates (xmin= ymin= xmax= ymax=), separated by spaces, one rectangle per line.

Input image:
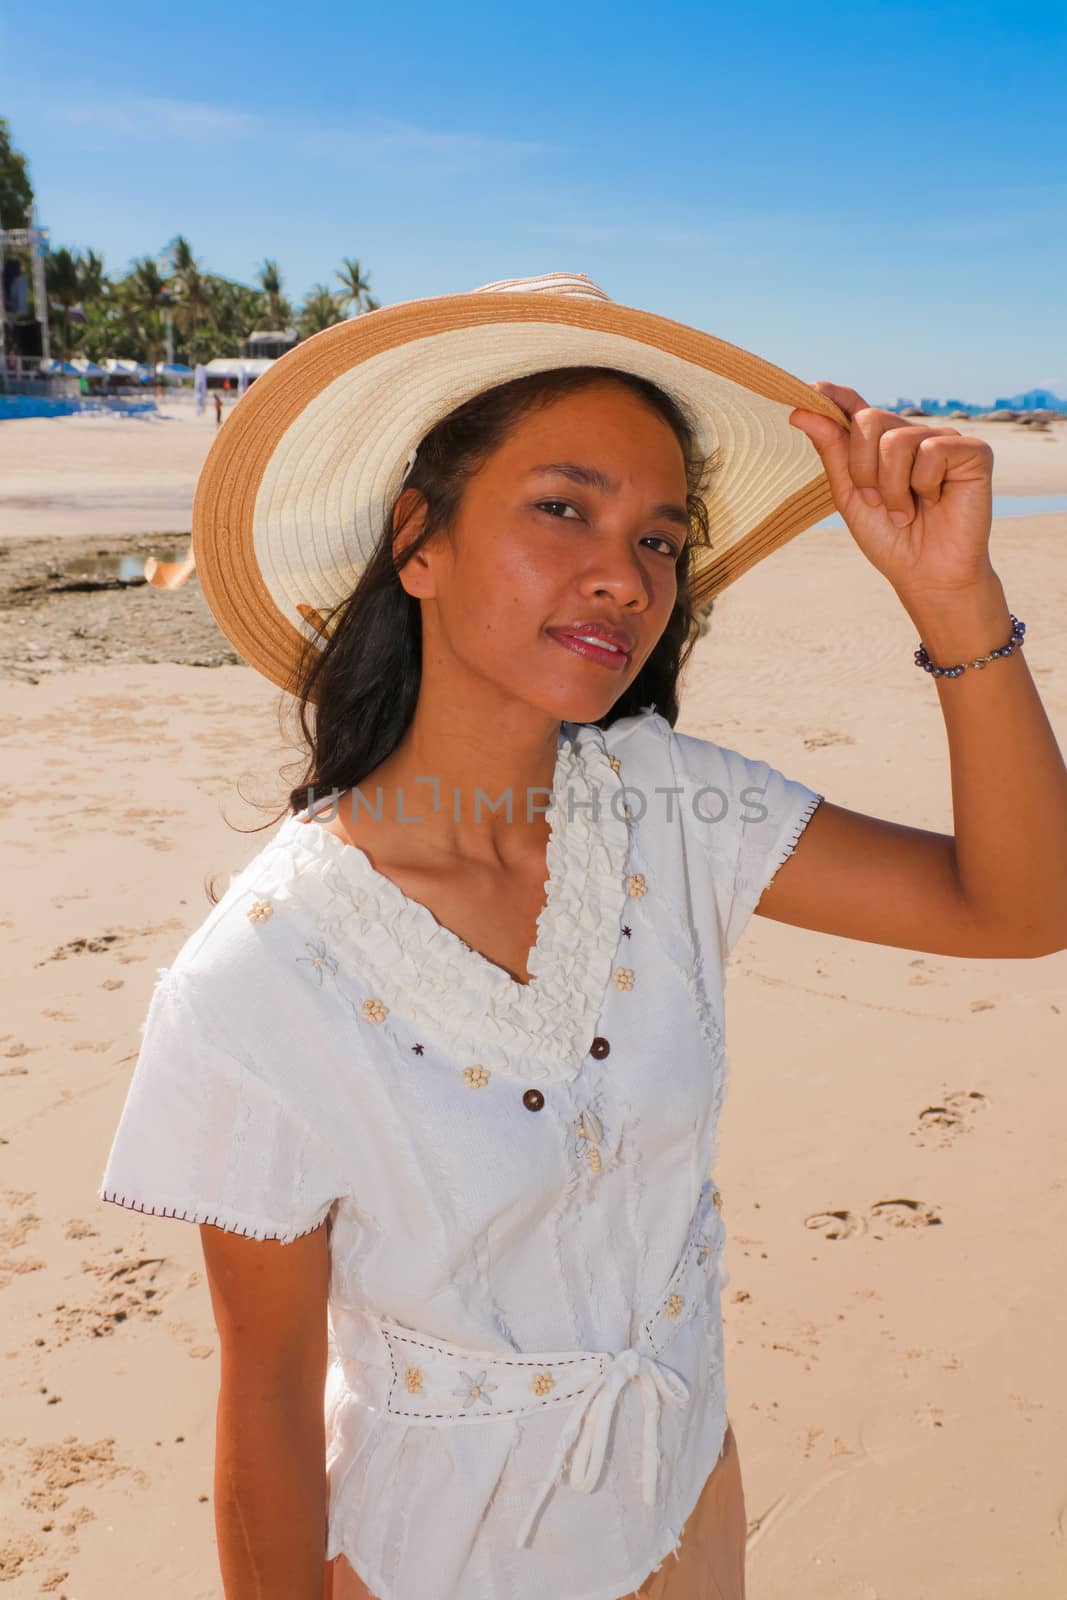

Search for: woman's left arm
xmin=754 ymin=383 xmax=1067 ymax=960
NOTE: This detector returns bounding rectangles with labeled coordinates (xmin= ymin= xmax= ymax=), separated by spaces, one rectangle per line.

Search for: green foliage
xmin=299 ymin=283 xmax=344 ymax=337
xmin=337 ymin=257 xmax=376 ymax=315
xmin=0 ymin=117 xmax=34 ymax=230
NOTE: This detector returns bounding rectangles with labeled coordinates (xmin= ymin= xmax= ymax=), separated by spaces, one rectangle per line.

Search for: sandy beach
xmin=1 ymin=405 xmax=1064 ymax=1597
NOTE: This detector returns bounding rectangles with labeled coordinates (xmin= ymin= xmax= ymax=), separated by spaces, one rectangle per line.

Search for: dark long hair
xmin=214 ymin=365 xmax=723 ymax=895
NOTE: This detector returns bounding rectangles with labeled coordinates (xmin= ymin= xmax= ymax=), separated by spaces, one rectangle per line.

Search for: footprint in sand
xmin=802 ymin=731 xmax=857 ymax=750
xmin=35 ymin=918 xmax=183 ymax=968
xmin=868 ymin=1197 xmax=942 ymax=1230
xmin=0 ymin=1192 xmax=45 ymax=1287
xmin=913 ymin=1089 xmax=989 ymax=1147
xmin=804 ymin=1209 xmax=866 ymax=1240
xmin=51 ymin=1252 xmax=177 ymax=1343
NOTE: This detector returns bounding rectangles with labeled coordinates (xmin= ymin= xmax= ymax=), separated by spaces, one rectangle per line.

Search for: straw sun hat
xmin=191 ymin=270 xmax=849 ymax=693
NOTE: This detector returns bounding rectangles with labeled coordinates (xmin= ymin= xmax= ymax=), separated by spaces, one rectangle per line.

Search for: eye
xmin=647 ymin=536 xmax=682 ymax=559
xmin=535 ymin=500 xmax=681 ymax=559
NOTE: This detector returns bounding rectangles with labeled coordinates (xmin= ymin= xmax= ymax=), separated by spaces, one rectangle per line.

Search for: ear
xmin=391 ymin=487 xmax=437 ymax=599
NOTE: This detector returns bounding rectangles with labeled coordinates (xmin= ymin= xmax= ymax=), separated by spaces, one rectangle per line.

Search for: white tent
xmin=204 ymin=357 xmax=275 ymax=380
xmin=70 ymin=358 xmax=108 ymax=377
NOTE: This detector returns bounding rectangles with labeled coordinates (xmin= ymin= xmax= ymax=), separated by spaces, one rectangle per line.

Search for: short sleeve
xmin=98 ymin=965 xmax=344 ymax=1244
xmin=669 ymin=727 xmax=824 ymax=959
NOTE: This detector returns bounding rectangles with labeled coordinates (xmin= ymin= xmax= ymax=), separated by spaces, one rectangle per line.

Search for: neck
xmin=349 ymin=696 xmax=571 ymax=867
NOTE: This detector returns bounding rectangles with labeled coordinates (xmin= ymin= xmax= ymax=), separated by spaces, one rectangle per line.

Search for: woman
xmin=98 ymin=272 xmax=1066 ymax=1600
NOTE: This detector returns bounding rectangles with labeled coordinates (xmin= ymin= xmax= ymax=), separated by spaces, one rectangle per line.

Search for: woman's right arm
xmin=200 ymin=1219 xmax=332 ymax=1600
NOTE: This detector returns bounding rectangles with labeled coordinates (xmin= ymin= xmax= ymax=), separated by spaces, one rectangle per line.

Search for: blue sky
xmin=3 ymin=0 xmax=1064 ymax=403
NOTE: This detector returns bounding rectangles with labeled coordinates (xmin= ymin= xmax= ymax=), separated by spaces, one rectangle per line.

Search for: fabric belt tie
xmin=515 ymin=1347 xmax=690 ymax=1549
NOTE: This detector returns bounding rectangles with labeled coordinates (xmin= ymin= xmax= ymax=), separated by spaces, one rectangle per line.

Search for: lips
xmin=549 ymin=622 xmax=635 ymax=654
xmin=547 ymin=626 xmax=633 ymax=671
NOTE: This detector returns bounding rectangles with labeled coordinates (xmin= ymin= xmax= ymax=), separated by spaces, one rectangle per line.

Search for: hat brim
xmin=192 ymin=288 xmax=848 ymax=694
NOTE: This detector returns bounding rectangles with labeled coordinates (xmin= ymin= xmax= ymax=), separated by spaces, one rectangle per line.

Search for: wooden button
xmin=522 ymin=1088 xmax=545 ymax=1112
xmin=589 ymin=1037 xmax=611 ymax=1059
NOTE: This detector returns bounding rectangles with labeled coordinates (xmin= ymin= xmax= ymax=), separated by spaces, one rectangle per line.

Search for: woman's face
xmin=398 ymin=380 xmax=690 ymax=726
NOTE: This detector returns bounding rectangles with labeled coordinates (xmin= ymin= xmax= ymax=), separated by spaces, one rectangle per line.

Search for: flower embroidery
xmin=296 ymin=940 xmax=338 ymax=985
xmin=625 ymin=873 xmax=647 ymax=898
xmin=412 ymin=1042 xmax=425 ymax=1055
xmin=404 ymin=1366 xmax=423 ymax=1394
xmin=712 ymin=1188 xmax=723 ymax=1211
xmin=587 ymin=1146 xmax=603 ymax=1174
xmin=246 ymin=899 xmax=273 ymax=923
xmin=532 ymin=1371 xmax=556 ymax=1396
xmin=666 ymin=1293 xmax=685 ymax=1319
xmin=608 ymin=755 xmax=622 ymax=774
xmin=453 ymin=1370 xmax=497 ymax=1408
xmin=696 ymin=1238 xmax=714 ymax=1267
xmin=463 ymin=1065 xmax=490 ymax=1089
xmin=361 ymin=997 xmax=388 ymax=1024
xmin=613 ymin=967 xmax=635 ymax=990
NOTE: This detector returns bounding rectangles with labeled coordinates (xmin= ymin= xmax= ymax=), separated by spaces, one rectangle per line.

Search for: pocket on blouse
xmin=639 ymin=1180 xmax=727 ymax=1359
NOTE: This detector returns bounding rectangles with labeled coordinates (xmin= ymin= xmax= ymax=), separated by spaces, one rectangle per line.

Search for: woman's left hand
xmin=789 ymin=382 xmax=996 ymax=601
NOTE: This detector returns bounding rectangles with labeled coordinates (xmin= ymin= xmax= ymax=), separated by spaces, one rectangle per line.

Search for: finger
xmin=910 ymin=435 xmax=952 ymax=506
xmin=878 ymin=428 xmax=971 ymax=523
xmin=844 ymin=409 xmax=927 ymax=508
xmin=808 ymin=380 xmax=871 ymax=417
xmin=878 ymin=426 xmax=929 ymax=524
xmin=790 ymin=410 xmax=856 ymax=508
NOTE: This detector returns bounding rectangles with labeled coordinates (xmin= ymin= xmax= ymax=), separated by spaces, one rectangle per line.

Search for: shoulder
xmin=599 ymin=706 xmax=753 ymax=798
xmin=163 ymin=816 xmax=315 ymax=1002
xmin=598 ymin=708 xmax=820 ymax=856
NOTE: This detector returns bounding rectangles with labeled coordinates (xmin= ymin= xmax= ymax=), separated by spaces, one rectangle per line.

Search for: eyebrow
xmin=527 ymin=462 xmax=690 ymax=529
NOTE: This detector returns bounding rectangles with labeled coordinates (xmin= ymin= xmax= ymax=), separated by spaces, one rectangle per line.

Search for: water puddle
xmin=52 ymin=553 xmax=149 ymax=585
xmin=815 ymin=493 xmax=1067 ymax=529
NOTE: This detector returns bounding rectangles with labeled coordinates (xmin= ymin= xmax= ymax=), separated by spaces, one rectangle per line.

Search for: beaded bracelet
xmin=914 ymin=614 xmax=1026 ymax=678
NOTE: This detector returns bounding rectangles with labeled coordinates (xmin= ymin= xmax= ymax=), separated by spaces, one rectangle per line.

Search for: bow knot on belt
xmin=516 ymin=1347 xmax=690 ymax=1548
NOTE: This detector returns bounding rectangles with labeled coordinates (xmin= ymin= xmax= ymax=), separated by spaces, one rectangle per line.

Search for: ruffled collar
xmin=256 ymin=721 xmax=632 ymax=1083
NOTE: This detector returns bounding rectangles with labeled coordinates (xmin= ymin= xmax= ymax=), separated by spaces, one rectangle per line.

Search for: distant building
xmin=894 ymin=398 xmax=916 ymax=411
xmin=945 ymin=399 xmax=965 ymax=409
xmin=919 ymin=397 xmax=942 ymax=413
xmin=240 ymin=329 xmax=298 ymax=361
xmin=1014 ymin=388 xmax=1067 ymax=412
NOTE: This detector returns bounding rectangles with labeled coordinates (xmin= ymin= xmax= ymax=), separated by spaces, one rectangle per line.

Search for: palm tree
xmin=44 ymin=246 xmax=83 ymax=358
xmin=256 ymin=258 xmax=293 ymax=329
xmin=336 ymin=257 xmax=375 ymax=317
xmin=299 ymin=284 xmax=344 ymax=338
xmin=122 ymin=257 xmax=170 ymax=365
xmin=78 ymin=249 xmax=107 ymax=305
xmin=166 ymin=235 xmax=213 ymax=363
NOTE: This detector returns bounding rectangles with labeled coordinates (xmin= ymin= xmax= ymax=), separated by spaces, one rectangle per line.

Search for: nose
xmin=581 ymin=544 xmax=654 ymax=611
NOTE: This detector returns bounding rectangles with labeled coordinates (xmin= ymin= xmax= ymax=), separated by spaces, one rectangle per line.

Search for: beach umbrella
xmin=71 ymin=358 xmax=108 ymax=376
xmin=39 ymin=357 xmax=80 ymax=376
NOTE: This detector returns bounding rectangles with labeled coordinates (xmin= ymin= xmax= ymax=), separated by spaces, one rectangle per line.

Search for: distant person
xmin=214 ymin=392 xmax=223 ymax=428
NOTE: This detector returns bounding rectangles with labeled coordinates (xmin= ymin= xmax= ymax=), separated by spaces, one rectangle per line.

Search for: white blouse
xmin=98 ymin=707 xmax=823 ymax=1600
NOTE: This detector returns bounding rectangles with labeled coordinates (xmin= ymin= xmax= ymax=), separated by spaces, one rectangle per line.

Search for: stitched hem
xmin=766 ymin=790 xmax=824 ymax=893
xmin=97 ymin=1187 xmax=330 ymax=1244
